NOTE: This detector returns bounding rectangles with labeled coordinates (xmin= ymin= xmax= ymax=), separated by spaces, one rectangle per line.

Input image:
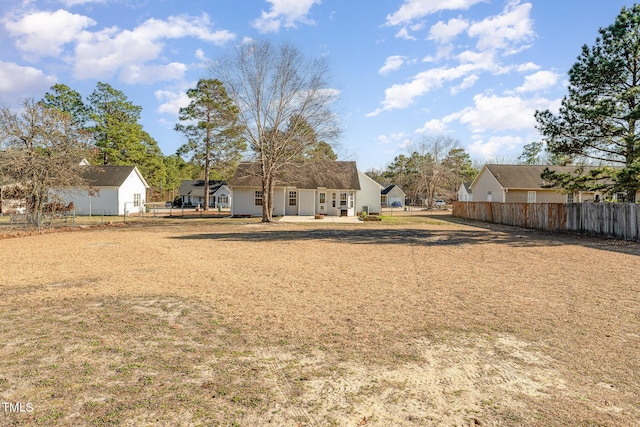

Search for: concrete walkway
xmin=278 ymin=215 xmax=362 ymax=224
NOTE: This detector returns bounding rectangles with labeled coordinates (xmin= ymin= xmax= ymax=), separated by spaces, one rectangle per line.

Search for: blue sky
xmin=0 ymin=0 xmax=634 ymax=171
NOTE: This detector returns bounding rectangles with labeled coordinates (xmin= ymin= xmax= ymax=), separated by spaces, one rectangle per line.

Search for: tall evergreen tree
xmin=535 ymin=4 xmax=640 ymax=201
xmin=87 ymin=82 xmax=147 ymax=166
xmin=42 ymin=83 xmax=88 ymax=128
xmin=175 ymin=79 xmax=245 ymax=210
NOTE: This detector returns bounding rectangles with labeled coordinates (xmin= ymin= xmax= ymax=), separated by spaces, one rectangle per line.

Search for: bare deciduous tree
xmin=212 ymin=40 xmax=341 ymax=222
xmin=0 ymin=99 xmax=92 ymax=226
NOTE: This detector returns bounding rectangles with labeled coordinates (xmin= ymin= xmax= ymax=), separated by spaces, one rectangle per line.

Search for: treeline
xmin=365 ymin=136 xmax=477 ymax=207
xmin=42 ymin=83 xmax=202 ymax=201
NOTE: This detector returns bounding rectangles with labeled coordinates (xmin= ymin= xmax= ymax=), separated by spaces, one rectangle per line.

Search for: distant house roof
xmin=178 ymin=180 xmax=227 ymax=197
xmin=381 ymin=184 xmax=405 ymax=195
xmin=475 ymin=164 xmax=616 ymax=190
xmin=462 ymin=182 xmax=472 ymax=193
xmin=80 ymin=165 xmax=149 ymax=188
xmin=229 ymin=161 xmax=361 ymax=190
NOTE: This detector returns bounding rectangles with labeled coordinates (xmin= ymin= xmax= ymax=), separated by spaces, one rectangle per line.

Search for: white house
xmin=178 ymin=180 xmax=231 ymax=208
xmin=457 ymin=182 xmax=472 ymax=201
xmin=381 ymin=184 xmax=406 ymax=207
xmin=54 ymin=163 xmax=149 ymax=215
xmin=229 ymin=161 xmax=382 ymax=217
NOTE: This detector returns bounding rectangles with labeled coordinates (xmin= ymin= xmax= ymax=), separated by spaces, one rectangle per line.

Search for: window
xmin=332 ymin=193 xmax=336 ymax=207
xmin=218 ymin=194 xmax=228 ymax=204
xmin=566 ymin=193 xmax=574 ymax=203
xmin=486 ymin=191 xmax=492 ymax=202
xmin=133 ymin=193 xmax=141 ymax=207
xmin=254 ymin=190 xmax=263 ymax=206
xmin=319 ymin=192 xmax=326 ymax=204
xmin=288 ymin=191 xmax=297 ymax=206
xmin=527 ymin=191 xmax=536 ymax=203
xmin=340 ymin=192 xmax=347 ymax=206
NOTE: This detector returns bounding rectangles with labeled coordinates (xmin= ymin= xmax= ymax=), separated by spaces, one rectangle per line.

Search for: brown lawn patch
xmin=0 ymin=213 xmax=638 ymax=426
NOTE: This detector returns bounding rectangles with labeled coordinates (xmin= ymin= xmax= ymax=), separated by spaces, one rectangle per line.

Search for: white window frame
xmin=133 ymin=193 xmax=141 ymax=207
xmin=288 ymin=191 xmax=297 ymax=207
xmin=527 ymin=191 xmax=536 ymax=203
xmin=254 ymin=190 xmax=263 ymax=206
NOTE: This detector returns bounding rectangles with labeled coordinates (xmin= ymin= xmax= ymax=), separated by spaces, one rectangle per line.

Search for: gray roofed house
xmin=229 ymin=161 xmax=361 ymax=190
xmin=229 ymin=161 xmax=379 ymax=217
xmin=178 ymin=180 xmax=230 ymax=208
xmin=381 ymin=184 xmax=406 ymax=207
xmin=470 ymin=164 xmax=619 ymax=203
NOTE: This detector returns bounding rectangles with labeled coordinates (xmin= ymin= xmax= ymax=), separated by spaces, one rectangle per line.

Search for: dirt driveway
xmin=0 ymin=213 xmax=638 ymax=426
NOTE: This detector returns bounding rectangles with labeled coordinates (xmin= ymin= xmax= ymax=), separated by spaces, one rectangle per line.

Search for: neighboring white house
xmin=229 ymin=161 xmax=381 ymax=217
xmin=457 ymin=182 xmax=472 ymax=201
xmin=53 ymin=163 xmax=149 ymax=215
xmin=381 ymin=184 xmax=406 ymax=207
xmin=178 ymin=180 xmax=231 ymax=208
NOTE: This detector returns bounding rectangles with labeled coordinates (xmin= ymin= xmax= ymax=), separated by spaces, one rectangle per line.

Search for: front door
xmin=285 ymin=190 xmax=298 ymax=215
xmin=318 ymin=192 xmax=326 ymax=215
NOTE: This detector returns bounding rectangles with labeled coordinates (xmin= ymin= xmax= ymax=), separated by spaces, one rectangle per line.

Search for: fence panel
xmin=453 ymin=202 xmax=640 ymax=241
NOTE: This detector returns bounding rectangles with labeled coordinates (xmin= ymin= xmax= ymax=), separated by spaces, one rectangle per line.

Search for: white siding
xmin=357 ymin=171 xmax=384 ymax=214
xmin=299 ymin=189 xmax=315 ymax=215
xmin=118 ymin=170 xmax=147 ymax=215
xmin=231 ymin=187 xmax=263 ymax=216
xmin=55 ymin=187 xmax=119 ymax=216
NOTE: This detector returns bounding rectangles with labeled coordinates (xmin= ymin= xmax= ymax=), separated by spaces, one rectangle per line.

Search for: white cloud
xmin=62 ymin=0 xmax=107 ymax=5
xmin=515 ymin=70 xmax=561 ymax=93
xmin=120 ymin=63 xmax=187 ymax=85
xmin=5 ymin=9 xmax=96 ymax=57
xmin=252 ymin=0 xmax=321 ymax=33
xmin=377 ymin=132 xmax=411 ymax=148
xmin=386 ymin=0 xmax=484 ymax=26
xmin=155 ymin=88 xmax=191 ymax=116
xmin=395 ymin=27 xmax=416 ymax=40
xmin=428 ymin=18 xmax=469 ymax=44
xmin=468 ymin=2 xmax=534 ymax=54
xmin=368 ymin=57 xmax=501 ymax=116
xmin=72 ymin=14 xmax=235 ymax=80
xmin=0 ymin=61 xmax=56 ymax=102
xmin=468 ymin=135 xmax=522 ymax=159
xmin=517 ymin=62 xmax=540 ymax=72
xmin=416 ymin=118 xmax=449 ymax=134
xmin=379 ymin=56 xmax=406 ymax=75
xmin=458 ymin=93 xmax=552 ymax=133
xmin=450 ymin=74 xmax=479 ymax=94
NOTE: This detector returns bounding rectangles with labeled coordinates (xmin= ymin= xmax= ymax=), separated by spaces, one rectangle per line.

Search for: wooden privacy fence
xmin=452 ymin=202 xmax=640 ymax=241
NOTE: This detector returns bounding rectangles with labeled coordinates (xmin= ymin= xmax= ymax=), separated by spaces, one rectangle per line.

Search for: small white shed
xmin=54 ymin=164 xmax=149 ymax=215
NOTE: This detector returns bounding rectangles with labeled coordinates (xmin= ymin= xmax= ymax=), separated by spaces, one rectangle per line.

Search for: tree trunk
xmin=261 ymin=168 xmax=274 ymax=222
xmin=203 ymin=128 xmax=211 ymax=211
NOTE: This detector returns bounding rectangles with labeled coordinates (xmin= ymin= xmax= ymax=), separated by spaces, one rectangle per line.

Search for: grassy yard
xmin=0 ymin=212 xmax=638 ymax=426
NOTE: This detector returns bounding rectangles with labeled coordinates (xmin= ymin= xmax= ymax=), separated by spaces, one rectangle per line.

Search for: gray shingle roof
xmin=229 ymin=161 xmax=361 ymax=190
xmin=178 ymin=180 xmax=226 ymax=196
xmin=80 ymin=165 xmax=146 ymax=187
xmin=482 ymin=164 xmax=615 ymax=190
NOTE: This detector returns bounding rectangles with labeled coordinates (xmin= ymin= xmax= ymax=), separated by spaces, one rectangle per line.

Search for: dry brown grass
xmin=0 ymin=211 xmax=638 ymax=426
